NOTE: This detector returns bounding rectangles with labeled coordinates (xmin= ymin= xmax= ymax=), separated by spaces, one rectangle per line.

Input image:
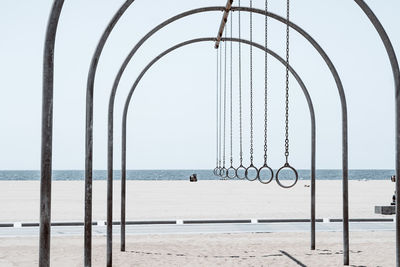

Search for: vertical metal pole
xmin=343 ymin=124 xmax=349 ymax=265
xmin=311 ymin=100 xmax=316 ymax=250
xmin=39 ymin=1 xmax=64 ymax=266
xmin=121 ymin=111 xmax=127 ymax=251
xmin=85 ymin=77 xmax=93 ymax=267
xmin=352 ymin=1 xmax=400 ymax=266
xmin=85 ymin=2 xmax=134 ymax=266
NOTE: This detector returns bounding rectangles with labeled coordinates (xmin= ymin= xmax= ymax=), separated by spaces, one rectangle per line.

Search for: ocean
xmin=0 ymin=169 xmax=395 ymax=181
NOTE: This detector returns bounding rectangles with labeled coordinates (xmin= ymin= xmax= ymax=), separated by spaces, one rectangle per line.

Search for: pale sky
xmin=0 ymin=0 xmax=399 ymax=170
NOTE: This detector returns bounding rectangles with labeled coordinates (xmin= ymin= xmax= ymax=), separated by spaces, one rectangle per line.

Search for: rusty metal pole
xmin=214 ymin=0 xmax=233 ymax=49
xmin=85 ymin=1 xmax=135 ymax=266
xmin=39 ymin=1 xmax=64 ymax=266
xmin=353 ymin=1 xmax=400 ymax=266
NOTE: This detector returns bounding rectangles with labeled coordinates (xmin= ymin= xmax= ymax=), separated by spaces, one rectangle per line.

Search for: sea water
xmin=0 ymin=169 xmax=395 ymax=181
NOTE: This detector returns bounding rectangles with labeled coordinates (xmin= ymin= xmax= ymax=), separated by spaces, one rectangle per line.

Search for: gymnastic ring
xmin=215 ymin=167 xmax=221 ymax=176
xmin=220 ymin=167 xmax=228 ymax=178
xmin=213 ymin=167 xmax=219 ymax=176
xmin=218 ymin=167 xmax=222 ymax=177
xmin=257 ymin=164 xmax=274 ymax=184
xmin=275 ymin=163 xmax=299 ymax=188
xmin=245 ymin=164 xmax=259 ymax=181
xmin=235 ymin=165 xmax=246 ymax=180
xmin=227 ymin=166 xmax=236 ymax=179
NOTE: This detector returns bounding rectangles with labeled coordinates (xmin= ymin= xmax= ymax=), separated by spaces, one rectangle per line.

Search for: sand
xmin=0 ymin=232 xmax=395 ymax=266
xmin=0 ymin=180 xmax=396 ymax=266
xmin=0 ymin=180 xmax=395 ymax=222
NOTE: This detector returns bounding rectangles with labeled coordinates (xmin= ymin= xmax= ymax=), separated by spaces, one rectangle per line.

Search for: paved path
xmin=0 ymin=222 xmax=395 ymax=237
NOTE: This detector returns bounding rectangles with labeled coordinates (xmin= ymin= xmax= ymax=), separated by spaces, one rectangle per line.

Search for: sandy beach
xmin=0 ymin=180 xmax=396 ymax=266
xmin=0 ymin=180 xmax=394 ymax=222
xmin=0 ymin=231 xmax=395 ymax=266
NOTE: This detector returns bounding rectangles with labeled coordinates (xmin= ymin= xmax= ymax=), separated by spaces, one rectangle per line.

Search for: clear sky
xmin=0 ymin=0 xmax=399 ymax=170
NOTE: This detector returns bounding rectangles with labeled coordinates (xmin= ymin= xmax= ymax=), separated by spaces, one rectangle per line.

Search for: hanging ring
xmin=245 ymin=164 xmax=259 ymax=181
xmin=220 ymin=167 xmax=228 ymax=178
xmin=213 ymin=167 xmax=219 ymax=176
xmin=235 ymin=164 xmax=246 ymax=180
xmin=227 ymin=166 xmax=236 ymax=179
xmin=218 ymin=167 xmax=223 ymax=177
xmin=275 ymin=163 xmax=298 ymax=188
xmin=258 ymin=164 xmax=274 ymax=184
xmin=219 ymin=167 xmax=224 ymax=177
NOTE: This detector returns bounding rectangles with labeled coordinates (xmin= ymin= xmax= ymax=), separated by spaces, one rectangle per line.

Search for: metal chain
xmin=284 ymin=0 xmax=290 ymax=163
xmin=219 ymin=47 xmax=222 ymax=168
xmin=223 ymin=30 xmax=227 ymax=168
xmin=249 ymin=0 xmax=254 ymax=164
xmin=238 ymin=0 xmax=243 ymax=165
xmin=263 ymin=0 xmax=268 ymax=164
xmin=216 ymin=48 xmax=219 ymax=168
xmin=229 ymin=13 xmax=233 ymax=166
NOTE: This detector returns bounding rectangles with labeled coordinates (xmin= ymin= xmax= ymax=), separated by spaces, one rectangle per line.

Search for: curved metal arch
xmin=40 ymin=1 xmax=400 ymax=266
xmin=352 ymin=2 xmax=400 ymax=265
xmin=40 ymin=2 xmax=64 ymax=266
xmin=42 ymin=4 xmax=342 ymax=266
xmin=85 ymin=2 xmax=135 ymax=266
xmin=105 ymin=6 xmax=346 ymax=263
xmin=120 ymin=36 xmax=317 ymax=252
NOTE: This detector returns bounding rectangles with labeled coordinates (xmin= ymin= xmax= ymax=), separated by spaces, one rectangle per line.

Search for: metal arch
xmin=106 ymin=6 xmax=340 ymax=261
xmin=109 ymin=3 xmax=400 ymax=265
xmin=353 ymin=2 xmax=400 ymax=266
xmin=85 ymin=2 xmax=135 ymax=266
xmin=40 ymin=1 xmax=400 ymax=266
xmin=119 ymin=36 xmax=317 ymax=251
xmin=39 ymin=4 xmax=336 ymax=266
xmin=39 ymin=1 xmax=64 ymax=266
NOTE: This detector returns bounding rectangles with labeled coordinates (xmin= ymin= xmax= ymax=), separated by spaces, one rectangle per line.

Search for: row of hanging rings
xmin=213 ymin=0 xmax=298 ymax=188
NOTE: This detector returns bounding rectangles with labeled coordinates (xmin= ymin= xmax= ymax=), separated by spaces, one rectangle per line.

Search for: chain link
xmin=238 ymin=0 xmax=243 ymax=165
xmin=249 ymin=0 xmax=254 ymax=164
xmin=229 ymin=14 xmax=233 ymax=166
xmin=216 ymin=49 xmax=219 ymax=168
xmin=219 ymin=47 xmax=222 ymax=168
xmin=223 ymin=30 xmax=227 ymax=168
xmin=263 ymin=0 xmax=268 ymax=164
xmin=284 ymin=0 xmax=290 ymax=163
